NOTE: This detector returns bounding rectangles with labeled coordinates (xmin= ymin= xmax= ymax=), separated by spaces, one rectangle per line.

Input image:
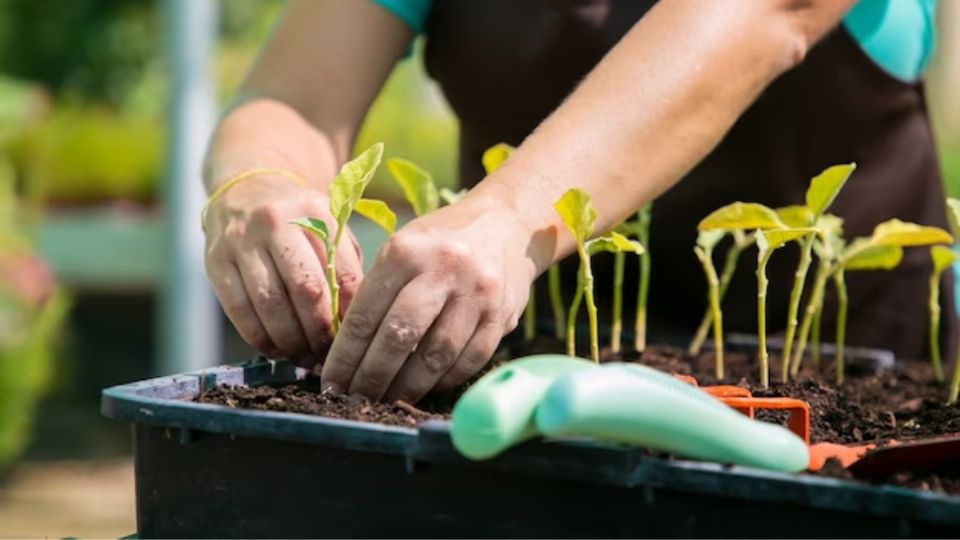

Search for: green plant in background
xmin=688 ymin=229 xmax=753 ymax=356
xmin=554 ymin=188 xmax=644 ymax=362
xmin=692 ymin=230 xmax=726 ymax=379
xmin=927 ymin=245 xmax=957 ymax=383
xmin=775 ymin=164 xmax=855 ymax=382
xmin=291 ymin=143 xmax=394 ymax=334
xmin=697 ymin=202 xmax=787 ymax=382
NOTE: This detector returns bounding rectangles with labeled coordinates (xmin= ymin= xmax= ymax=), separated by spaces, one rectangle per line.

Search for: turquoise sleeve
xmin=370 ymin=0 xmax=432 ymax=34
xmin=843 ymin=0 xmax=937 ymax=82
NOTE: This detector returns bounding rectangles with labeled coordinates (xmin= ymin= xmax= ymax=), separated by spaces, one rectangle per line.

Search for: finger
xmin=236 ymin=248 xmax=311 ymax=356
xmin=321 ymin=243 xmax=417 ymax=393
xmin=208 ymin=260 xmax=278 ymax=356
xmin=435 ymin=318 xmax=505 ymax=392
xmin=383 ymin=298 xmax=479 ymax=403
xmin=346 ymin=276 xmax=448 ymax=400
xmin=335 ymin=232 xmax=365 ymax=318
xmin=269 ymin=229 xmax=334 ymax=356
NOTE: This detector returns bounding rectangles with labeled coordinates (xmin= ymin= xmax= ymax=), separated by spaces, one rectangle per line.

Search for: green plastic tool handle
xmin=535 ymin=362 xmax=810 ymax=473
xmin=450 ymin=354 xmax=597 ymax=460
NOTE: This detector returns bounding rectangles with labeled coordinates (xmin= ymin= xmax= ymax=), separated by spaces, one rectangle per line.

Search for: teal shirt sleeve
xmin=371 ymin=0 xmax=432 ymax=34
xmin=843 ymin=0 xmax=937 ymax=82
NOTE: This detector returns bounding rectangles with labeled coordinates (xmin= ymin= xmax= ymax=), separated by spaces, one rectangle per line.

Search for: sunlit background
xmin=0 ymin=1 xmax=957 ymax=537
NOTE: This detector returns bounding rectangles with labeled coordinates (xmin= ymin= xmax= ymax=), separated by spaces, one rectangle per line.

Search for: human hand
xmin=320 ymin=193 xmax=539 ymax=403
xmin=203 ymin=175 xmax=364 ymax=364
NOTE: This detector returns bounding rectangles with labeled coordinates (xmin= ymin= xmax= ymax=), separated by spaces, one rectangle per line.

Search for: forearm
xmin=470 ymin=0 xmax=856 ymax=272
xmin=203 ymin=97 xmax=342 ymax=193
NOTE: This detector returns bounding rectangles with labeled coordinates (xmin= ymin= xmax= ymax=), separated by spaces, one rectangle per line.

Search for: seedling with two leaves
xmin=554 ymin=188 xmax=644 ymax=362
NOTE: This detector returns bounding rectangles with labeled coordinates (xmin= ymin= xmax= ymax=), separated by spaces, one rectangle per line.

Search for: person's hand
xmin=320 ymin=194 xmax=539 ymax=403
xmin=204 ymin=175 xmax=364 ymax=364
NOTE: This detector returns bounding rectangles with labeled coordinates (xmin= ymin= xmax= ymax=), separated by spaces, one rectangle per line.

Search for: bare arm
xmin=324 ymin=0 xmax=859 ymax=401
xmin=203 ymin=0 xmax=409 ymax=361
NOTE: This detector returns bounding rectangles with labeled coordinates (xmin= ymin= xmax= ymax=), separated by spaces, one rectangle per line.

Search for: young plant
xmin=387 ymin=158 xmax=439 ymax=217
xmin=693 ymin=230 xmax=726 ymax=379
xmin=290 ymin=143 xmax=393 ymax=334
xmin=611 ymin=204 xmax=651 ymax=354
xmin=554 ymin=188 xmax=644 ymax=362
xmin=944 ymin=198 xmax=960 ymax=403
xmin=689 ymin=229 xmax=754 ymax=356
xmin=777 ymin=164 xmax=855 ymax=383
xmin=698 ymin=202 xmax=787 ymax=382
xmin=755 ymin=228 xmax=814 ymax=388
xmin=790 ymin=214 xmax=844 ymax=374
xmin=791 ymin=219 xmax=952 ymax=382
xmin=927 ymin=245 xmax=957 ymax=383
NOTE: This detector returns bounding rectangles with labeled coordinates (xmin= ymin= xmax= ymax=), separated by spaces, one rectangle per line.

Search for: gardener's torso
xmin=414 ymin=0 xmax=952 ymax=359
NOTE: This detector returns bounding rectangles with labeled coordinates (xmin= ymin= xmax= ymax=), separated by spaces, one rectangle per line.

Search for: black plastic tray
xmin=102 ymin=356 xmax=960 ymax=538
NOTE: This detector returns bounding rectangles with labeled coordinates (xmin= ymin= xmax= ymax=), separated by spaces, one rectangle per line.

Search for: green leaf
xmin=329 ymin=143 xmax=385 ymax=227
xmin=931 ymin=245 xmax=957 ymax=273
xmin=806 ymin=163 xmax=856 ymax=218
xmin=870 ymin=218 xmax=953 ymax=247
xmin=776 ymin=205 xmax=814 ymax=228
xmin=843 ymin=240 xmax=903 ymax=271
xmin=756 ymin=228 xmax=815 ymax=256
xmin=698 ymin=202 xmax=783 ymax=231
xmin=290 ymin=217 xmax=331 ymax=253
xmin=696 ymin=229 xmax=726 ymax=251
xmin=481 ymin=143 xmax=515 ymax=175
xmin=440 ymin=187 xmax=467 ymax=205
xmin=387 ymin=158 xmax=439 ymax=216
xmin=354 ymin=198 xmax=397 ymax=236
xmin=946 ymin=198 xmax=960 ymax=237
xmin=554 ymin=188 xmax=596 ymax=244
xmin=587 ymin=230 xmax=645 ymax=256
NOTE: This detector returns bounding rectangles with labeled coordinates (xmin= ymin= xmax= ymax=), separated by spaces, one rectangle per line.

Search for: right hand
xmin=203 ymin=174 xmax=364 ymax=365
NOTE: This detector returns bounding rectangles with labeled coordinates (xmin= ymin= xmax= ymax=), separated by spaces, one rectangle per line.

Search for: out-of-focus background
xmin=0 ymin=1 xmax=957 ymax=537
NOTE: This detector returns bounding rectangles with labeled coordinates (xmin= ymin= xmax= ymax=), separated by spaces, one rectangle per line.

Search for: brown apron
xmin=422 ymin=0 xmax=956 ymax=360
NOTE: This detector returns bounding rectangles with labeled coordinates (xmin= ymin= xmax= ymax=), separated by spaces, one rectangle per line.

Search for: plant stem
xmin=523 ymin=285 xmax=536 ymax=343
xmin=949 ymin=341 xmax=960 ymax=404
xmin=811 ymin=301 xmax=822 ymax=368
xmin=611 ymin=251 xmax=625 ymax=354
xmin=928 ymin=269 xmax=946 ymax=382
xmin=757 ymin=253 xmax=772 ymax=389
xmin=549 ymin=265 xmax=565 ymax=340
xmin=566 ymin=270 xmax=584 ymax=357
xmin=634 ymin=215 xmax=651 ymax=353
xmin=781 ymin=235 xmax=815 ymax=382
xmin=694 ymin=246 xmax=724 ymax=380
xmin=834 ymin=269 xmax=848 ymax=385
xmin=689 ymin=237 xmax=745 ymax=355
xmin=583 ymin=254 xmax=600 ymax=363
xmin=327 ymin=253 xmax=340 ymax=335
xmin=791 ymin=260 xmax=830 ymax=376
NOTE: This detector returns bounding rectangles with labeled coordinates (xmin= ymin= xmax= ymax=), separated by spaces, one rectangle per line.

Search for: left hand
xmin=320 ymin=192 xmax=539 ymax=403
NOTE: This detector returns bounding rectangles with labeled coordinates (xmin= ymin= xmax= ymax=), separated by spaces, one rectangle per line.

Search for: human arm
xmin=202 ymin=0 xmax=410 ymax=361
xmin=322 ymin=0 xmax=859 ymax=400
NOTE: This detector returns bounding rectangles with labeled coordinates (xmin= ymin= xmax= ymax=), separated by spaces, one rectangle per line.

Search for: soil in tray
xmin=195 ymin=341 xmax=960 ymax=495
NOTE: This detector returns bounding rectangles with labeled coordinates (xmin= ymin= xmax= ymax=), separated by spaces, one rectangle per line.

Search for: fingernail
xmin=321 ymin=381 xmax=343 ymax=395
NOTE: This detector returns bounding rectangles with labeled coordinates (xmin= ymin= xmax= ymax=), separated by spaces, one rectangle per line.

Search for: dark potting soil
xmin=194 ymin=341 xmax=960 ymax=496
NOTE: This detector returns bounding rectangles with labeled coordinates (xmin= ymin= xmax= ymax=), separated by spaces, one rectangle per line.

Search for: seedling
xmin=791 ymin=214 xmax=844 ymax=373
xmin=944 ymin=198 xmax=960 ymax=404
xmin=387 ymin=158 xmax=439 ymax=217
xmin=689 ymin=229 xmax=754 ymax=356
xmin=611 ymin=205 xmax=651 ymax=354
xmin=698 ymin=201 xmax=786 ymax=382
xmin=290 ymin=143 xmax=394 ymax=334
xmin=755 ymin=228 xmax=815 ymax=388
xmin=777 ymin=164 xmax=855 ymax=383
xmin=927 ymin=245 xmax=956 ymax=383
xmin=554 ymin=188 xmax=643 ymax=362
xmin=693 ymin=229 xmax=726 ymax=379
